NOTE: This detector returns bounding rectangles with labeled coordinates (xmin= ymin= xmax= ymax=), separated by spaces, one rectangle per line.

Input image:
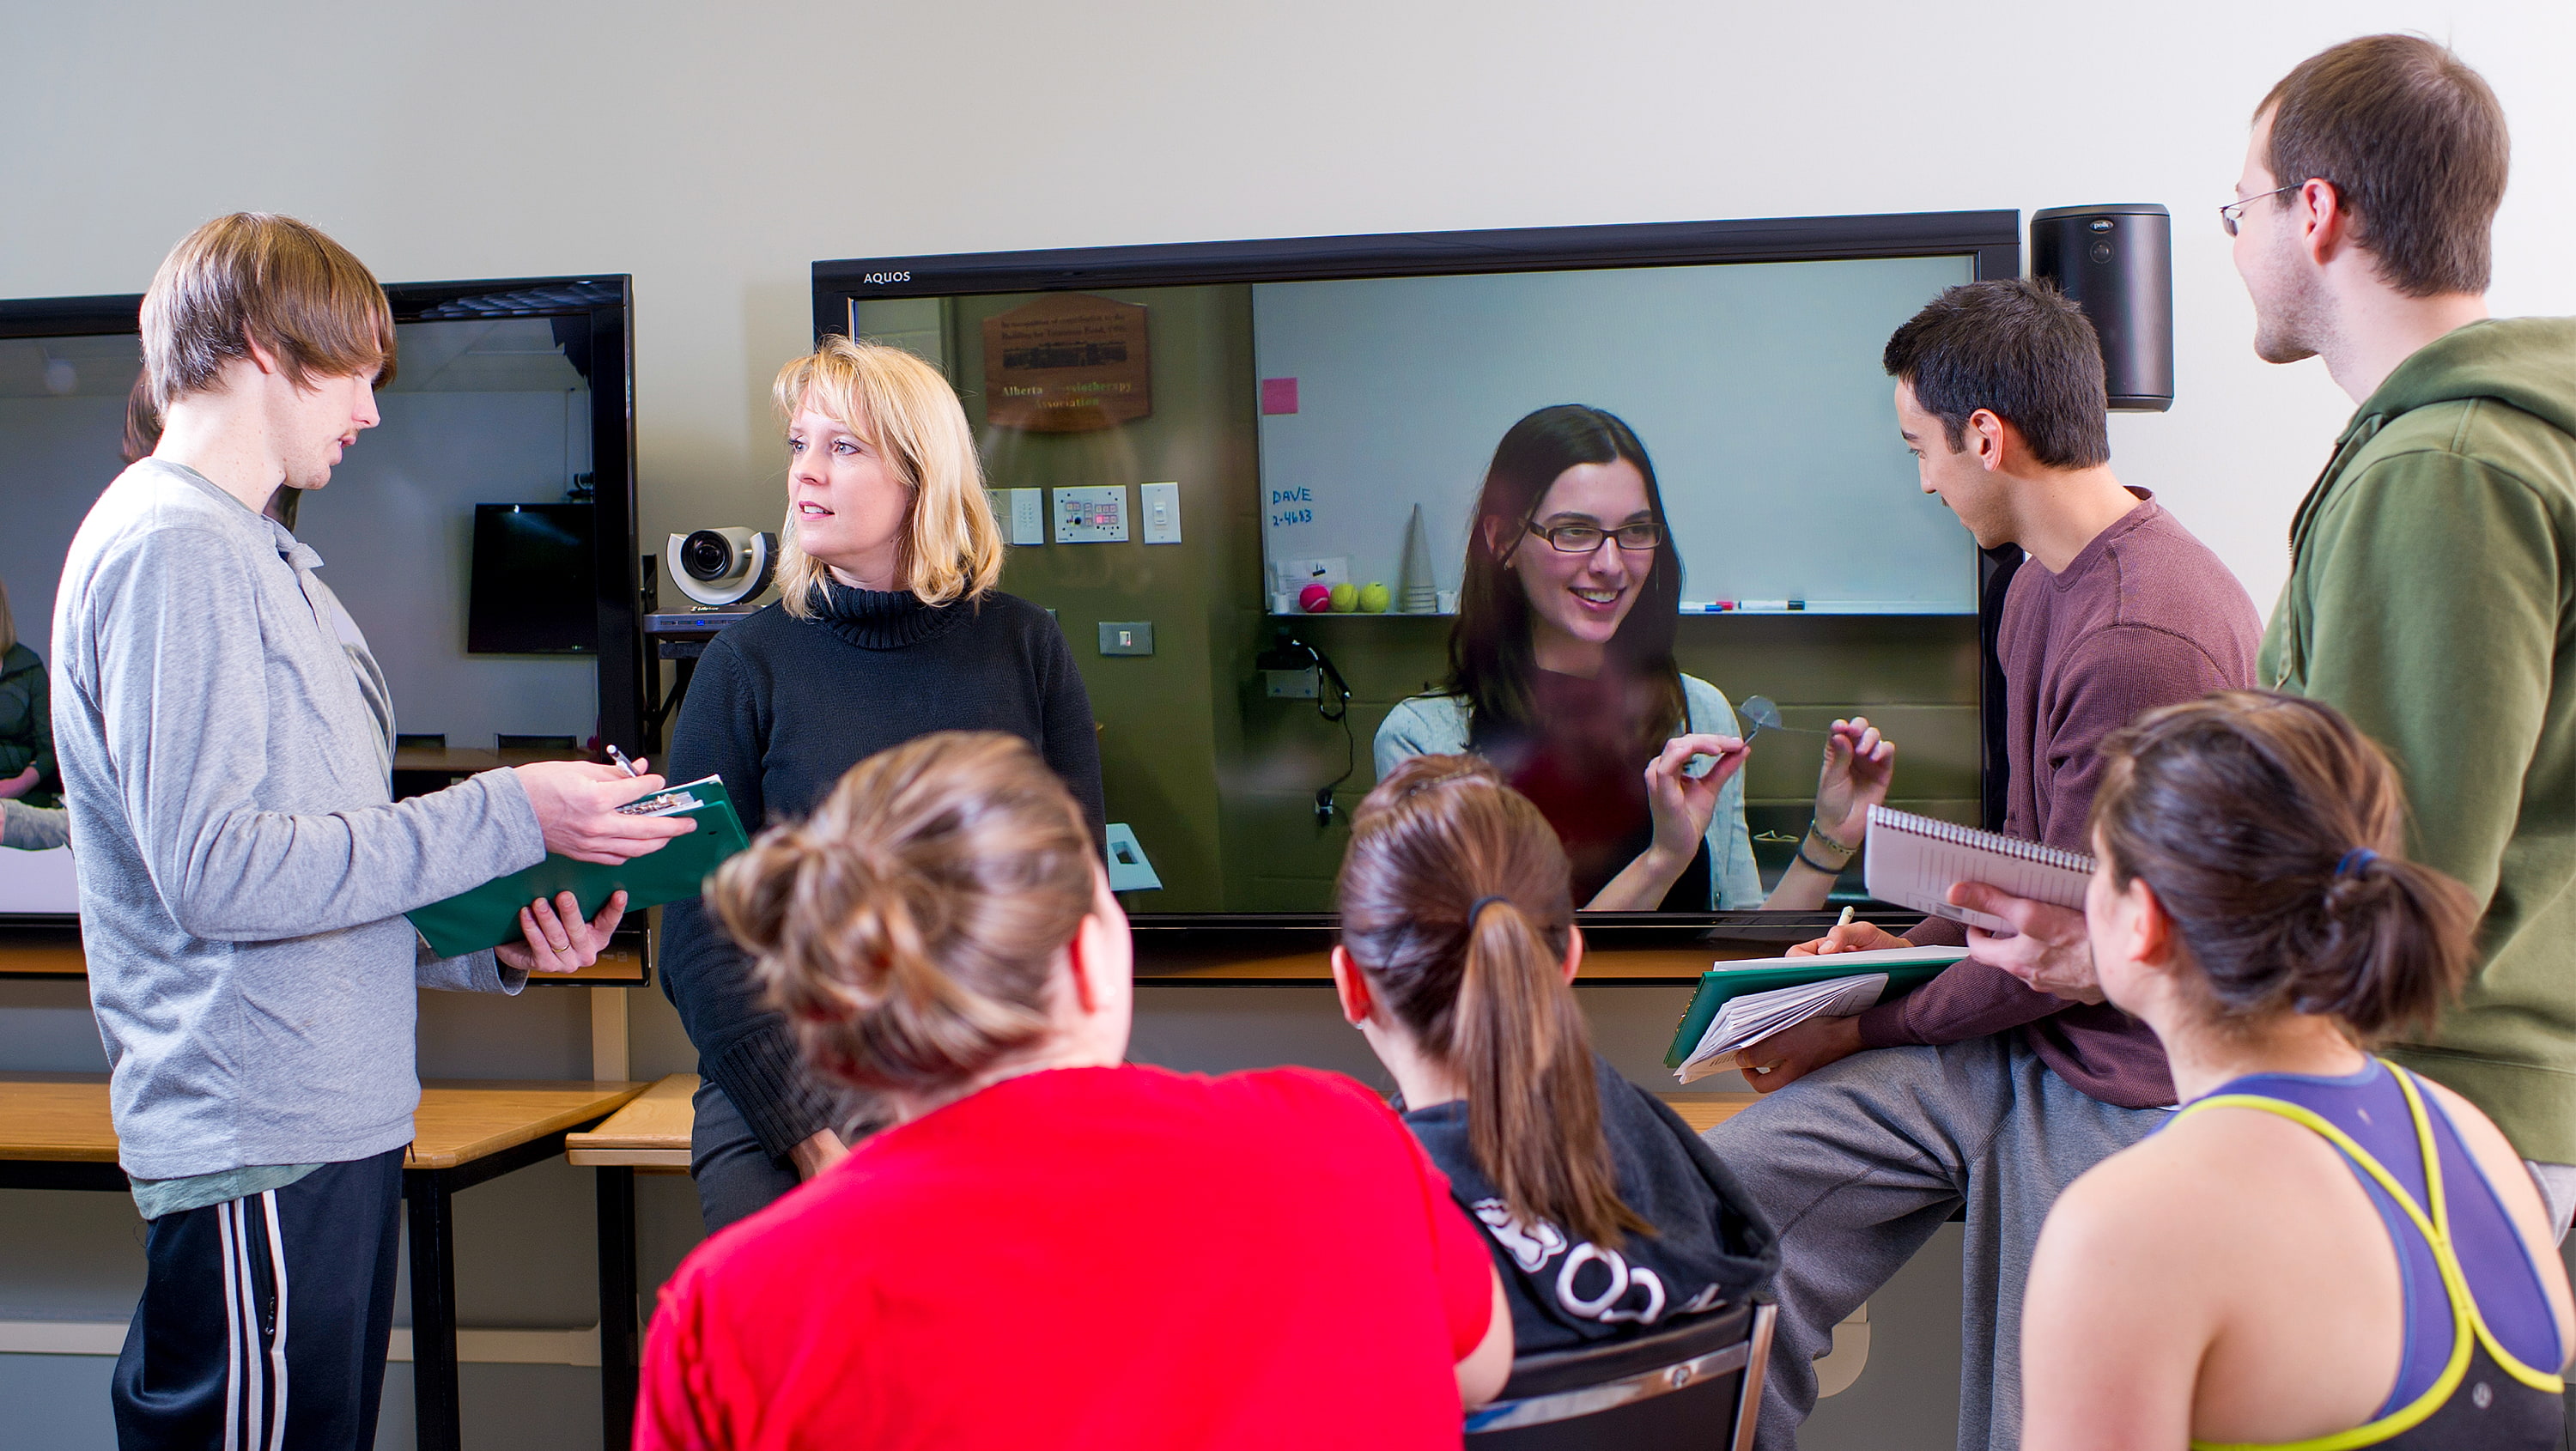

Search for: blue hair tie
xmin=1467 ymin=895 xmax=1512 ymax=924
xmin=2335 ymin=847 xmax=2379 ymax=877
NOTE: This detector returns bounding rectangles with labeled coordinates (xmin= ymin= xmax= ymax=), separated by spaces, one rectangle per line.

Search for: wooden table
xmin=0 ymin=1073 xmax=647 ymax=1451
xmin=565 ymin=1074 xmax=697 ymax=1448
xmin=0 ymin=926 xmax=647 ymax=983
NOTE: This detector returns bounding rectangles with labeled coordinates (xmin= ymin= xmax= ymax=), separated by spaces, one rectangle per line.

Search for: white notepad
xmin=1862 ymin=805 xmax=2096 ymax=933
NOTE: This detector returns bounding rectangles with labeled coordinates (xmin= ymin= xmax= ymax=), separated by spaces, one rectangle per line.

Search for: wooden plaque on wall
xmin=981 ymin=294 xmax=1151 ymax=433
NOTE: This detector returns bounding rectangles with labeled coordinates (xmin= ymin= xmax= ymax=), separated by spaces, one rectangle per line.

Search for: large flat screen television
xmin=0 ymin=276 xmax=642 ymax=924
xmin=817 ymin=213 xmax=2020 ymax=930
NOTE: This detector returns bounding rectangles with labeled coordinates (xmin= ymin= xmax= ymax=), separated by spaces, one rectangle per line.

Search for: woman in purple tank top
xmin=2019 ymin=690 xmax=2573 ymax=1451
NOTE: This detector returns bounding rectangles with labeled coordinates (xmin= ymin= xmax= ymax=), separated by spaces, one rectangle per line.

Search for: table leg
xmin=597 ymin=1165 xmax=640 ymax=1449
xmin=406 ymin=1171 xmax=463 ymax=1451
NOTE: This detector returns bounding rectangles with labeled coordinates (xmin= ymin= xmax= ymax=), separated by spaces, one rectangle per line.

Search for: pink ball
xmin=1298 ymin=582 xmax=1334 ymax=613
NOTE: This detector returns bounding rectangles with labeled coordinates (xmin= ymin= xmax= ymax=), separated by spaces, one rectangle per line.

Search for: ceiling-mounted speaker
xmin=2032 ymin=203 xmax=2172 ymax=412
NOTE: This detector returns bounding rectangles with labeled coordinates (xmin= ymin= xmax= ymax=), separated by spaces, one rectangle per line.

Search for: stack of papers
xmin=1667 ymin=944 xmax=1965 ymax=1084
xmin=1680 ymin=974 xmax=1896 ymax=1080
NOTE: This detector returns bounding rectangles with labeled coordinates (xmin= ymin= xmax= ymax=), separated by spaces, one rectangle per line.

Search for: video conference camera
xmin=665 ymin=527 xmax=778 ymax=607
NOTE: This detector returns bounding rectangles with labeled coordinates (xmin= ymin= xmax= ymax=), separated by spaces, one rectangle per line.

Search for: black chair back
xmin=1463 ymin=1300 xmax=1775 ymax=1450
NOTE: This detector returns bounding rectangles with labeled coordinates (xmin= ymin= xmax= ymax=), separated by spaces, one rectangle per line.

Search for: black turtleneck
xmin=659 ymin=582 xmax=1104 ymax=1159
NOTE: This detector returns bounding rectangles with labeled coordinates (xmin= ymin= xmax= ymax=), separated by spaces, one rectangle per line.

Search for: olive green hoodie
xmin=2260 ymin=317 xmax=2576 ymax=1163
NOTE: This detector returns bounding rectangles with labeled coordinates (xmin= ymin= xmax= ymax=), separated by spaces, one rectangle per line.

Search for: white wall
xmin=5 ymin=1 xmax=2571 ymax=619
xmin=3 ymin=5 xmax=2572 ymax=1447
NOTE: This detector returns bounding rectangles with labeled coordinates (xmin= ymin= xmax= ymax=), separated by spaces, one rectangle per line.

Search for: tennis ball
xmin=1328 ymin=582 xmax=1359 ymax=613
xmin=1298 ymin=582 xmax=1334 ymax=614
xmin=1358 ymin=581 xmax=1392 ymax=613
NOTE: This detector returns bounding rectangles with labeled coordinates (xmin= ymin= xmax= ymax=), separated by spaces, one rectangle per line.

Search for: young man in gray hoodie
xmin=53 ymin=212 xmax=690 ymax=1450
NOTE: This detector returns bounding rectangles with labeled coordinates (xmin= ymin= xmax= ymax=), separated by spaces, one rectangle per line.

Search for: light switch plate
xmin=1097 ymin=621 xmax=1154 ymax=656
xmin=988 ymin=487 xmax=1044 ymax=545
xmin=1053 ymin=485 xmax=1128 ymax=543
xmin=1139 ymin=481 xmax=1181 ymax=544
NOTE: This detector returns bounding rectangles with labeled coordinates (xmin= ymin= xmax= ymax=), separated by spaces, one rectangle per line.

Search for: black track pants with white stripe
xmin=112 ymin=1148 xmax=404 ymax=1451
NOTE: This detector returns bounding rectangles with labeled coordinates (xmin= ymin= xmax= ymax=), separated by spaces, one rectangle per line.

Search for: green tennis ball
xmin=1328 ymin=582 xmax=1359 ymax=613
xmin=1358 ymin=581 xmax=1392 ymax=613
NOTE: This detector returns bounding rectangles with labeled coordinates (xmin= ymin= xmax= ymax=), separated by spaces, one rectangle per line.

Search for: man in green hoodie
xmin=2233 ymin=34 xmax=2576 ymax=1235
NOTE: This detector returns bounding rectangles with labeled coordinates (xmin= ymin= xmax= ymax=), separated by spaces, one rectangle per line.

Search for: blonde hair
xmin=772 ymin=337 xmax=1003 ymax=612
xmin=0 ymin=579 xmax=15 ymax=654
xmin=141 ymin=213 xmax=395 ymax=411
xmin=708 ymin=731 xmax=1097 ymax=1096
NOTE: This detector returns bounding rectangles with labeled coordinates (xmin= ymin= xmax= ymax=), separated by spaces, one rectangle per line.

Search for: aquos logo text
xmin=861 ymin=271 xmax=912 ymax=285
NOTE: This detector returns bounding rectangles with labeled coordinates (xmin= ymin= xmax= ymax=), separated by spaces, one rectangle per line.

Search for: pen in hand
xmin=1820 ymin=904 xmax=1855 ymax=953
xmin=606 ymin=745 xmax=641 ymax=779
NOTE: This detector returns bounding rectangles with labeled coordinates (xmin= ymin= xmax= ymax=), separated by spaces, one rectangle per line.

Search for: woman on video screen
xmin=1375 ymin=404 xmax=1891 ymax=912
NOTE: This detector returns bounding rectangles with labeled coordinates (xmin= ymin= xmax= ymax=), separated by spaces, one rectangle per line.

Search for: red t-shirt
xmin=637 ymin=1064 xmax=1498 ymax=1451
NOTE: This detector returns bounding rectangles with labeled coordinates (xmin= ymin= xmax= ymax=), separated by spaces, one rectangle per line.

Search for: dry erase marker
xmin=607 ymin=745 xmax=641 ymax=778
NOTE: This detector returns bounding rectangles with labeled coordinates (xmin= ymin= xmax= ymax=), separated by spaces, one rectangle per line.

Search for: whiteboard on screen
xmin=0 ymin=847 xmax=78 ymax=914
xmin=1251 ymin=255 xmax=1979 ymax=614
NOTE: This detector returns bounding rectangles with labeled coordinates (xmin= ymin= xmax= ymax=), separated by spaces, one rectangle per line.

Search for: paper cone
xmin=1399 ymin=503 xmax=1439 ymax=614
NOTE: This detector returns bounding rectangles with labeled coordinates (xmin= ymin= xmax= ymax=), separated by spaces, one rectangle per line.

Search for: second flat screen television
xmin=815 ymin=212 xmax=2020 ymax=920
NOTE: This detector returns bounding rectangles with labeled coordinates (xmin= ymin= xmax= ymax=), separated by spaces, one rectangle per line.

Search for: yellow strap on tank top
xmin=2174 ymin=1062 xmax=2561 ymax=1451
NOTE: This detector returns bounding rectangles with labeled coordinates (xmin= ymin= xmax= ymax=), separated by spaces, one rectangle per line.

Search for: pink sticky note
xmin=1261 ymin=377 xmax=1299 ymax=416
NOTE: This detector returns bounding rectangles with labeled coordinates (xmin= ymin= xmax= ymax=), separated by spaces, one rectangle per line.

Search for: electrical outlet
xmin=1139 ymin=482 xmax=1181 ymax=544
xmin=1265 ymin=667 xmax=1321 ymax=699
xmin=1097 ymin=621 xmax=1154 ymax=656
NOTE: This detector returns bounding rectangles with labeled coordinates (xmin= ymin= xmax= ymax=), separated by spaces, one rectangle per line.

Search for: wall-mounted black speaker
xmin=2032 ymin=204 xmax=2173 ymax=412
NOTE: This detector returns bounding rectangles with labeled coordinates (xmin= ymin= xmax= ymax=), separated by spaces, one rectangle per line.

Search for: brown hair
xmin=1446 ymin=404 xmax=1687 ymax=755
xmin=120 ymin=373 xmax=161 ymax=466
xmin=2088 ymin=691 xmax=2477 ymax=1038
xmin=140 ymin=213 xmax=397 ymax=411
xmin=708 ymin=731 xmax=1097 ymax=1095
xmin=2258 ymin=34 xmax=2509 ymax=297
xmin=1338 ymin=754 xmax=1649 ymax=1246
xmin=1883 ymin=279 xmax=2111 ymax=470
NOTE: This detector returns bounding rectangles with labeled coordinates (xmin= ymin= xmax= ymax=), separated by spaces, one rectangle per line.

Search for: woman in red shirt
xmin=638 ymin=731 xmax=1510 ymax=1451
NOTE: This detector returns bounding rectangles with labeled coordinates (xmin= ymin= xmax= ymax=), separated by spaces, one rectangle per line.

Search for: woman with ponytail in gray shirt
xmin=1331 ymin=753 xmax=1777 ymax=1353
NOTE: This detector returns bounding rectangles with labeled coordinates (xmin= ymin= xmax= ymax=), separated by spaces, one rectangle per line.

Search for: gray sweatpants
xmin=1701 ymin=1035 xmax=2162 ymax=1451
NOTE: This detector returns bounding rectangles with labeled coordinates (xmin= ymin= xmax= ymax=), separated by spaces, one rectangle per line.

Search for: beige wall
xmin=5 ymin=4 xmax=2575 ymax=1445
xmin=5 ymin=2 xmax=2573 ymax=616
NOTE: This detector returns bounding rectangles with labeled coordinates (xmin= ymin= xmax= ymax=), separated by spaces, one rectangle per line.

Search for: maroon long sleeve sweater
xmin=1855 ymin=495 xmax=2263 ymax=1108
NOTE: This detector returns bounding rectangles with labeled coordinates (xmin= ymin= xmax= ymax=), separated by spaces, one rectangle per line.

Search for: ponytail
xmin=2089 ymin=691 xmax=2478 ymax=1041
xmin=1340 ymin=755 xmax=1649 ymax=1247
xmin=2294 ymin=852 xmax=2477 ymax=1037
xmin=1452 ymin=898 xmax=1649 ymax=1246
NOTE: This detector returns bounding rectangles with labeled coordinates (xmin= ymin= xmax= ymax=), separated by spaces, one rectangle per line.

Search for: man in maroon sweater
xmin=1703 ymin=280 xmax=2262 ymax=1450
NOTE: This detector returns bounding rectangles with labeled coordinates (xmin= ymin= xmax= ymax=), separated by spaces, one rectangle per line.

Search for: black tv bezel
xmin=0 ymin=276 xmax=645 ymax=752
xmin=0 ymin=276 xmax=647 ymax=931
xmin=811 ymin=212 xmax=2022 ymax=942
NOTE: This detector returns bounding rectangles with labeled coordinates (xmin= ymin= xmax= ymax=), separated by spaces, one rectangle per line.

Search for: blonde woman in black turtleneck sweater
xmin=663 ymin=337 xmax=1104 ymax=1230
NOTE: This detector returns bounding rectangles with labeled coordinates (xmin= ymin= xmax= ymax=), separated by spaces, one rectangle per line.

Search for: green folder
xmin=1662 ymin=947 xmax=1965 ymax=1069
xmin=406 ymin=775 xmax=751 ymax=960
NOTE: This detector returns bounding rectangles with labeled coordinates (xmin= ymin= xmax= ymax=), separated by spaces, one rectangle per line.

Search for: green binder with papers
xmin=1664 ymin=945 xmax=1965 ymax=1074
xmin=405 ymin=775 xmax=750 ymax=960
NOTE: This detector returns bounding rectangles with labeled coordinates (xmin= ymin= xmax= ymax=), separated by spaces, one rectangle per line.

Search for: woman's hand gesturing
xmin=1643 ymin=732 xmax=1751 ymax=868
xmin=1811 ymin=717 xmax=1894 ymax=847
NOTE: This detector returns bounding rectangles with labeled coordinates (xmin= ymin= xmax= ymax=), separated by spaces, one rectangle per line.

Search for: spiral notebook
xmin=1862 ymin=805 xmax=2096 ymax=933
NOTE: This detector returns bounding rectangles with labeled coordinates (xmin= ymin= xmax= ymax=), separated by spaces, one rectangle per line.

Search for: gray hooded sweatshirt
xmin=52 ymin=460 xmax=547 ymax=1187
